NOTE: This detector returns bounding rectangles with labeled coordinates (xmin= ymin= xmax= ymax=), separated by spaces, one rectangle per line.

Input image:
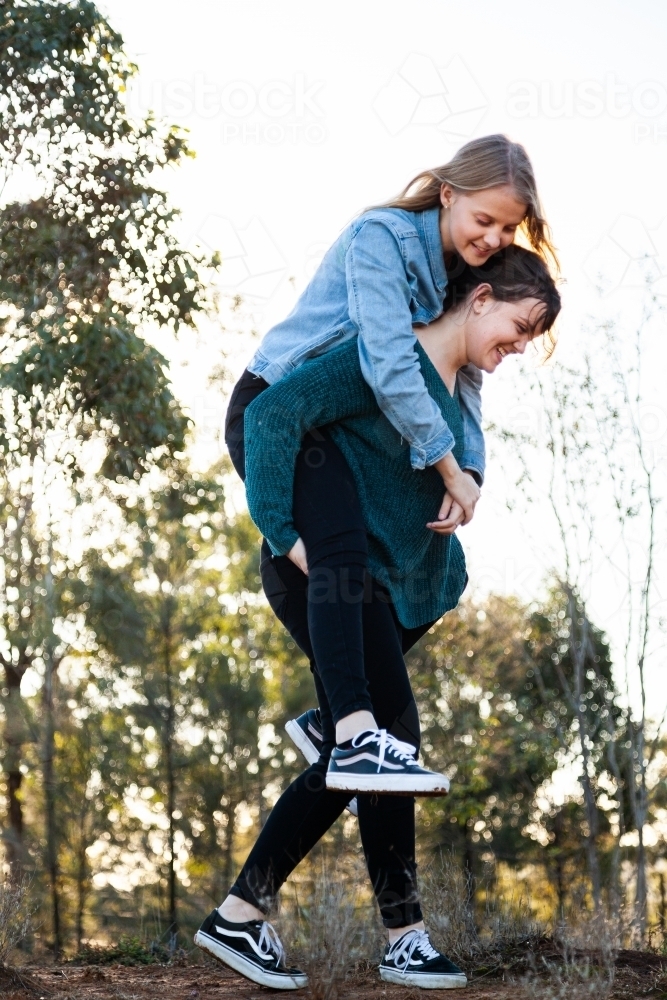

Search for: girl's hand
xmin=433 ymin=454 xmax=480 ymax=525
xmin=427 ymin=497 xmax=465 ymax=534
xmin=287 ymin=537 xmax=309 ymax=575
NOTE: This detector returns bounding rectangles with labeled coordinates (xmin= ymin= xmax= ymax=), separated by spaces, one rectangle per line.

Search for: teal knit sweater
xmin=244 ymin=339 xmax=467 ymax=628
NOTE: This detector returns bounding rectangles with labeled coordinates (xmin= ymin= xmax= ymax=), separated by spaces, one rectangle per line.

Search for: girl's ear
xmin=470 ymin=282 xmax=493 ymax=314
xmin=440 ymin=183 xmax=454 ymax=209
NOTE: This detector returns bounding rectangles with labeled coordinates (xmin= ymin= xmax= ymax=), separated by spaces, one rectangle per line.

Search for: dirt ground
xmin=2 ymin=951 xmax=667 ymax=1000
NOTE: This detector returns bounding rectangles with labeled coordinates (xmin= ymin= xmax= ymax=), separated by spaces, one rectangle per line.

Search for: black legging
xmin=227 ymin=370 xmax=372 ymax=724
xmin=225 ymin=369 xmax=433 ymax=926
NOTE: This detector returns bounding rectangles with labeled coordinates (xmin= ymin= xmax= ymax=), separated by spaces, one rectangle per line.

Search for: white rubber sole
xmin=326 ymin=771 xmax=450 ymax=796
xmin=380 ymin=966 xmax=467 ymax=989
xmin=285 ymin=719 xmax=320 ymax=765
xmin=193 ymin=930 xmax=307 ymax=991
xmin=285 ymin=720 xmax=359 ymax=816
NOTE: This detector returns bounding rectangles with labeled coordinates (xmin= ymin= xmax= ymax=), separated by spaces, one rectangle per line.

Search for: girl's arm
xmin=244 ymin=341 xmax=374 ymax=556
xmin=346 ymin=218 xmax=484 ymax=478
xmin=457 ymin=364 xmax=486 ymax=484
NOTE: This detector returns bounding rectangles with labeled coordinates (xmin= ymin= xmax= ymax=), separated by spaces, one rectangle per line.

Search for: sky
xmin=98 ymin=0 xmax=667 ymax=717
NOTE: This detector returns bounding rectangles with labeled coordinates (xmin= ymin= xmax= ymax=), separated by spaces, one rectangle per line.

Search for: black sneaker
xmin=194 ymin=909 xmax=307 ymax=990
xmin=284 ymin=708 xmax=323 ymax=764
xmin=285 ymin=710 xmax=358 ymax=817
xmin=379 ymin=929 xmax=467 ymax=989
xmin=326 ymin=729 xmax=450 ymax=796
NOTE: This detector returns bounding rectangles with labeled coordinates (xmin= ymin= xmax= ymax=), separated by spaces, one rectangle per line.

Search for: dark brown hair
xmin=446 ymin=244 xmax=561 ymax=355
xmin=380 ymin=134 xmax=558 ymax=271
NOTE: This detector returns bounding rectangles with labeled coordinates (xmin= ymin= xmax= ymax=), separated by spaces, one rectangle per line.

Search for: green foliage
xmin=0 ymin=1 xmax=134 ymax=161
xmin=409 ymin=589 xmax=631 ymax=903
xmin=0 ymin=2 xmax=219 ymax=954
xmin=411 ymin=596 xmax=562 ymax=867
xmin=72 ymin=935 xmax=167 ymax=966
xmin=525 ymin=589 xmax=620 ymax=765
xmin=0 ymin=0 xmax=219 ymax=484
xmin=1 ymin=314 xmax=188 ymax=478
xmin=74 ymin=469 xmax=291 ymax=921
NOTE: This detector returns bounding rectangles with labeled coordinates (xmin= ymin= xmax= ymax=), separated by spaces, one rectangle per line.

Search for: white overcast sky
xmin=98 ymin=0 xmax=667 ymax=715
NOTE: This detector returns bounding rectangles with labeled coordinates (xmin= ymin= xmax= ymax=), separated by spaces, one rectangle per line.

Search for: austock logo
xmin=583 ymin=215 xmax=667 ymax=296
xmin=372 ymin=53 xmax=487 ymax=138
xmin=196 ymin=216 xmax=287 ymax=300
xmin=128 ymin=73 xmax=327 ymax=145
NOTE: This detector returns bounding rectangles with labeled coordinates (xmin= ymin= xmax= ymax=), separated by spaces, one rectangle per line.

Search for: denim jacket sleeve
xmin=457 ymin=364 xmax=486 ymax=484
xmin=345 ymin=219 xmax=455 ymax=470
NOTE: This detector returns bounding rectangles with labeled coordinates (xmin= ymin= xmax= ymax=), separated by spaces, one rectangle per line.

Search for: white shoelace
xmin=258 ymin=921 xmax=286 ymax=966
xmin=387 ymin=929 xmax=439 ymax=973
xmin=352 ymin=729 xmax=417 ymax=773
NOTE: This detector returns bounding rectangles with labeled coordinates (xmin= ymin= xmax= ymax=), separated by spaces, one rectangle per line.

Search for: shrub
xmin=0 ymin=879 xmax=32 ymax=966
xmin=280 ymin=865 xmax=381 ymax=1000
xmin=72 ymin=935 xmax=171 ymax=966
xmin=419 ymin=852 xmax=544 ymax=973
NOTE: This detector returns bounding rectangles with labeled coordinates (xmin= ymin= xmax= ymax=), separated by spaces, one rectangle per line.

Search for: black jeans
xmin=225 ymin=369 xmax=432 ymax=926
xmin=233 ymin=549 xmax=432 ymax=926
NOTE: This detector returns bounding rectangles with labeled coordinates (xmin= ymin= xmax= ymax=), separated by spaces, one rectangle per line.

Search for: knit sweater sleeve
xmin=244 ymin=340 xmax=374 ymax=556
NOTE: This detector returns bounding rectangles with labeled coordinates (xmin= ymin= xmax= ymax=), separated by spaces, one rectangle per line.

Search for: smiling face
xmin=440 ymin=184 xmax=527 ymax=265
xmin=463 ymin=286 xmax=547 ymax=374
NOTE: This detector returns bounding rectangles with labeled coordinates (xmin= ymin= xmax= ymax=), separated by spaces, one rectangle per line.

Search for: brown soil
xmin=1 ymin=952 xmax=666 ymax=1000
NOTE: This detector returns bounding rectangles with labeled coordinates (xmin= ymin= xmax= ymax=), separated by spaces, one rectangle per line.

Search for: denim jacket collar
xmin=417 ymin=208 xmax=447 ymax=297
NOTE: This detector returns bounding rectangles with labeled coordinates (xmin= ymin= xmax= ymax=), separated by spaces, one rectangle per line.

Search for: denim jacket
xmin=248 ymin=206 xmax=485 ymax=480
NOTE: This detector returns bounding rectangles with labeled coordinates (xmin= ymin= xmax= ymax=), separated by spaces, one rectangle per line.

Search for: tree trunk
xmin=555 ymin=858 xmax=566 ymax=922
xmin=463 ymin=821 xmax=476 ymax=927
xmin=166 ymin=740 xmax=177 ymax=949
xmin=627 ymin=718 xmax=649 ymax=942
xmin=223 ymin=798 xmax=236 ymax=890
xmin=257 ymin=755 xmax=270 ymax=830
xmin=75 ymin=812 xmax=88 ymax=951
xmin=603 ymin=723 xmax=626 ymax=911
xmin=42 ymin=643 xmax=61 ymax=959
xmin=2 ymin=662 xmax=27 ymax=879
xmin=550 ymin=810 xmax=567 ymax=921
xmin=634 ymin=725 xmax=649 ymax=941
xmin=162 ymin=596 xmax=178 ymax=950
xmin=563 ymin=589 xmax=602 ymax=910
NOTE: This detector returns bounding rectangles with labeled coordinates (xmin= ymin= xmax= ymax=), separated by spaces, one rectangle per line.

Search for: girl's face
xmin=440 ymin=184 xmax=527 ymax=265
xmin=464 ymin=287 xmax=546 ymax=373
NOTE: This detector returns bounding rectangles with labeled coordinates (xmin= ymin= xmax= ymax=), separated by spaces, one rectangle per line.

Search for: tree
xmin=0 ymin=475 xmax=40 ymax=879
xmin=408 ymin=589 xmax=623 ymax=920
xmin=524 ymin=586 xmax=625 ymax=911
xmin=0 ymin=0 xmax=218 ymax=956
xmin=83 ymin=467 xmax=265 ymax=945
xmin=498 ymin=296 xmax=666 ymax=935
xmin=409 ymin=596 xmax=562 ymax=883
xmin=53 ymin=670 xmax=138 ymax=951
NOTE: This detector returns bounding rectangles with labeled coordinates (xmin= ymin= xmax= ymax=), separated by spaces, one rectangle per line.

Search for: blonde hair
xmin=379 ymin=134 xmax=558 ymax=271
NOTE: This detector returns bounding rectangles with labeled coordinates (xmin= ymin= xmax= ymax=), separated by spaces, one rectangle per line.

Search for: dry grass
xmin=0 ymin=878 xmax=32 ymax=966
xmin=278 ymin=864 xmax=382 ymax=1000
xmin=419 ymin=852 xmax=543 ymax=974
xmin=516 ymin=941 xmax=615 ymax=999
xmin=509 ymin=900 xmax=619 ymax=998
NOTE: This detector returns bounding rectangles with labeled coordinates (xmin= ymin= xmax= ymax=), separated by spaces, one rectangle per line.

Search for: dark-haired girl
xmin=196 ymin=246 xmax=561 ymax=990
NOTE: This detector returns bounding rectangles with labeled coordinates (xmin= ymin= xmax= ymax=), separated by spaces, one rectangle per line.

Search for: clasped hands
xmin=426 ymin=452 xmax=481 ymax=536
